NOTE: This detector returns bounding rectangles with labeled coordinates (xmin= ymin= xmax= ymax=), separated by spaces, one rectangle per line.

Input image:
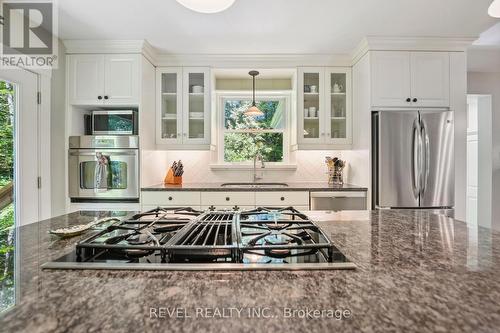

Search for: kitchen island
xmin=1 ymin=209 xmax=499 ymax=332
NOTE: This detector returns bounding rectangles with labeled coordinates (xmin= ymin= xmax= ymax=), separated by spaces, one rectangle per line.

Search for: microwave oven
xmin=86 ymin=110 xmax=138 ymax=135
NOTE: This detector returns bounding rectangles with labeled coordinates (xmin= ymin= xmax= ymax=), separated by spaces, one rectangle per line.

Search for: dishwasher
xmin=310 ymin=192 xmax=367 ymax=211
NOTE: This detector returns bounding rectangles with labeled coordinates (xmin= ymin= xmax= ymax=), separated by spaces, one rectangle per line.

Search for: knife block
xmin=164 ymin=168 xmax=182 ymax=185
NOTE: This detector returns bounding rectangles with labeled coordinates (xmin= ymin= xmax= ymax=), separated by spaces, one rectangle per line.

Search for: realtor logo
xmin=0 ymin=1 xmax=58 ymax=68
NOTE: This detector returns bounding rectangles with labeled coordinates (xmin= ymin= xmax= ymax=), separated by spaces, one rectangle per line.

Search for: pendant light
xmin=175 ymin=0 xmax=236 ymax=14
xmin=244 ymin=70 xmax=264 ymax=117
xmin=489 ymin=0 xmax=500 ymax=17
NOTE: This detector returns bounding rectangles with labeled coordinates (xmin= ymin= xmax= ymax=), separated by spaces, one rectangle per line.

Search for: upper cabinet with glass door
xmin=157 ymin=68 xmax=182 ymax=144
xmin=326 ymin=68 xmax=351 ymax=145
xmin=183 ymin=68 xmax=210 ymax=145
xmin=156 ymin=67 xmax=210 ymax=147
xmin=298 ymin=67 xmax=352 ymax=148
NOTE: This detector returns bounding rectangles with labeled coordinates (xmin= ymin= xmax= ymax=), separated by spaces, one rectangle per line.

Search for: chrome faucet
xmin=253 ymin=152 xmax=265 ymax=182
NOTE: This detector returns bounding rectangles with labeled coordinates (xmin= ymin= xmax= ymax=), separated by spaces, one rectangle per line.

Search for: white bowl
xmin=192 ymin=85 xmax=204 ymax=94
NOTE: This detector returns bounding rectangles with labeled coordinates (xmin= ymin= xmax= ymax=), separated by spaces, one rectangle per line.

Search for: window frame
xmin=216 ymin=91 xmax=291 ymax=165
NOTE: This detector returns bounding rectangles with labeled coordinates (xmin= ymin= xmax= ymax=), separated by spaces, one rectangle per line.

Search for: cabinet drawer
xmin=141 ymin=204 xmax=202 ymax=211
xmin=201 ymin=205 xmax=254 ymax=211
xmin=141 ymin=191 xmax=201 ymax=206
xmin=201 ymin=192 xmax=255 ymax=206
xmin=255 ymin=191 xmax=309 ymax=206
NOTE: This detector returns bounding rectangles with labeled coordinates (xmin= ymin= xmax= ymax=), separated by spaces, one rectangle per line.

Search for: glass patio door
xmin=0 ymin=68 xmax=39 ymax=313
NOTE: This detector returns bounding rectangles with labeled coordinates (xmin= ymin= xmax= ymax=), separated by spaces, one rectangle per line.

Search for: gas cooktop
xmin=43 ymin=207 xmax=355 ymax=270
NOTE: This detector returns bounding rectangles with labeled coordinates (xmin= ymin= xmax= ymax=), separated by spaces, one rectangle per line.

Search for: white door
xmin=182 ymin=67 xmax=210 ymax=144
xmin=104 ymin=54 xmax=139 ymax=105
xmin=410 ymin=52 xmax=450 ymax=107
xmin=68 ymin=55 xmax=105 ymax=105
xmin=0 ymin=68 xmax=40 ymax=225
xmin=371 ymin=51 xmax=412 ymax=107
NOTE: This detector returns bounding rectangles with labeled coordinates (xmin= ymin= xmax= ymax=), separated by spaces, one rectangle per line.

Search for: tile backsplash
xmin=141 ymin=150 xmax=369 ymax=187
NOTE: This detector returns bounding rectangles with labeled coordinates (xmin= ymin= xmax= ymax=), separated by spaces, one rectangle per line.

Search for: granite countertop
xmin=142 ymin=182 xmax=368 ymax=192
xmin=1 ymin=209 xmax=500 ymax=332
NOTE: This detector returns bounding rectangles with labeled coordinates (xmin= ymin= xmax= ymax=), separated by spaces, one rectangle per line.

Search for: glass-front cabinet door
xmin=298 ymin=68 xmax=325 ymax=144
xmin=157 ymin=68 xmax=182 ymax=144
xmin=156 ymin=67 xmax=210 ymax=146
xmin=326 ymin=68 xmax=351 ymax=144
xmin=182 ymin=67 xmax=210 ymax=144
xmin=298 ymin=67 xmax=351 ymax=147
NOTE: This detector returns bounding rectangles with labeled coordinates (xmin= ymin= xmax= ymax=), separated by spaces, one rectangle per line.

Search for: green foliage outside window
xmin=224 ymin=99 xmax=284 ymax=162
xmin=0 ymin=80 xmax=14 ymax=313
xmin=0 ymin=81 xmax=14 ymax=186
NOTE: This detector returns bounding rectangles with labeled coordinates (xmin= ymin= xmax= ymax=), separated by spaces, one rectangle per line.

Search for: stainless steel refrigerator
xmin=372 ymin=110 xmax=454 ymax=209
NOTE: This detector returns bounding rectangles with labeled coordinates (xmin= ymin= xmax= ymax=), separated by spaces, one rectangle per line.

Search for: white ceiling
xmin=57 ymin=0 xmax=498 ymax=54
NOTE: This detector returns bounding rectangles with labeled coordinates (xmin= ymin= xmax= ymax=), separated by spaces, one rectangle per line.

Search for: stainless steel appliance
xmin=68 ymin=136 xmax=139 ymax=201
xmin=310 ymin=192 xmax=367 ymax=211
xmin=372 ymin=110 xmax=454 ymax=209
xmin=42 ymin=207 xmax=355 ymax=270
xmin=89 ymin=110 xmax=138 ymax=135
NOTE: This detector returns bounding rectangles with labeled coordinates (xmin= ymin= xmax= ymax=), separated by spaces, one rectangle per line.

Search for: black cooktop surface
xmin=45 ymin=207 xmax=355 ymax=270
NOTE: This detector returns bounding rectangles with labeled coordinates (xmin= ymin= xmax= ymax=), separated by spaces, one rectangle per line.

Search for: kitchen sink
xmin=220 ymin=182 xmax=289 ymax=188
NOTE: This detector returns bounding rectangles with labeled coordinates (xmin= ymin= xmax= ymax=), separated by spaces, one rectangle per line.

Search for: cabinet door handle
xmin=168 ymin=196 xmax=173 ymax=201
xmin=412 ymin=98 xmax=418 ymax=103
xmin=209 ymin=205 xmax=215 ymax=211
xmin=406 ymin=98 xmax=411 ymax=102
xmin=225 ymin=197 xmax=230 ymax=201
xmin=326 ymin=133 xmax=330 ymax=137
xmin=280 ymin=197 xmax=285 ymax=201
xmin=177 ymin=133 xmax=181 ymax=137
xmin=321 ymin=133 xmax=325 ymax=136
xmin=232 ymin=205 xmax=240 ymax=210
xmin=97 ymin=96 xmax=103 ymax=100
xmin=104 ymin=95 xmax=109 ymax=100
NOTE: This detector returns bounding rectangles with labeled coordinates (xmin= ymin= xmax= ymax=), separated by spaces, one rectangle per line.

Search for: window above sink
xmin=215 ymin=92 xmax=292 ymax=166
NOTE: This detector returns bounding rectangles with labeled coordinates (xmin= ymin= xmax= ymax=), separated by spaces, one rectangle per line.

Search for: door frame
xmin=0 ymin=67 xmax=52 ymax=223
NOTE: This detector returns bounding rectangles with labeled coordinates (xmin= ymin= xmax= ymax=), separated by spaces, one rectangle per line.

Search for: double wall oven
xmin=69 ymin=136 xmax=139 ymax=202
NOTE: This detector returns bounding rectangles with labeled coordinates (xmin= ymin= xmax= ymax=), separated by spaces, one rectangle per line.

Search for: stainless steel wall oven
xmin=68 ymin=136 xmax=139 ymax=202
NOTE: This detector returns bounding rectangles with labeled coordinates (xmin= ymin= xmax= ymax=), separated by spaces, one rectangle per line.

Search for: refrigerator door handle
xmin=411 ymin=119 xmax=421 ymax=199
xmin=420 ymin=120 xmax=430 ymax=196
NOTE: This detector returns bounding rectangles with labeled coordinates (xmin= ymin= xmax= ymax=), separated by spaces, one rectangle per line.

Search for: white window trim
xmin=215 ymin=91 xmax=292 ymax=166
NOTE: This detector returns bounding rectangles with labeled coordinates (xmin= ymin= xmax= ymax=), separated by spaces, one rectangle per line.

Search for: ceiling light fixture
xmin=489 ymin=0 xmax=500 ymax=17
xmin=175 ymin=0 xmax=236 ymax=14
xmin=244 ymin=71 xmax=264 ymax=117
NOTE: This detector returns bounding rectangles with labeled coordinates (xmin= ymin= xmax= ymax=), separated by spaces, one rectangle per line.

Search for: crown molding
xmin=351 ymin=36 xmax=477 ymax=65
xmin=154 ymin=53 xmax=352 ymax=67
xmin=63 ymin=39 xmax=155 ymax=56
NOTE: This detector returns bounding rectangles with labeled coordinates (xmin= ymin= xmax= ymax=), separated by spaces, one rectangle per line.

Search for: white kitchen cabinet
xmin=371 ymin=51 xmax=411 ymax=107
xmin=200 ymin=192 xmax=255 ymax=207
xmin=325 ymin=68 xmax=352 ymax=144
xmin=410 ymin=52 xmax=450 ymax=107
xmin=141 ymin=191 xmax=201 ymax=208
xmin=68 ymin=54 xmax=140 ymax=106
xmin=156 ymin=67 xmax=210 ymax=146
xmin=298 ymin=67 xmax=352 ymax=147
xmin=104 ymin=54 xmax=140 ymax=105
xmin=255 ymin=191 xmax=309 ymax=207
xmin=371 ymin=51 xmax=450 ymax=108
xmin=201 ymin=205 xmax=255 ymax=211
xmin=156 ymin=68 xmax=183 ymax=144
xmin=68 ymin=55 xmax=105 ymax=105
xmin=182 ymin=67 xmax=210 ymax=144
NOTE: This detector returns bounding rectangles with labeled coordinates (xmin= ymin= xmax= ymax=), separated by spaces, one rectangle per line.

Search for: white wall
xmin=50 ymin=41 xmax=66 ymax=217
xmin=468 ymin=71 xmax=500 ymax=231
